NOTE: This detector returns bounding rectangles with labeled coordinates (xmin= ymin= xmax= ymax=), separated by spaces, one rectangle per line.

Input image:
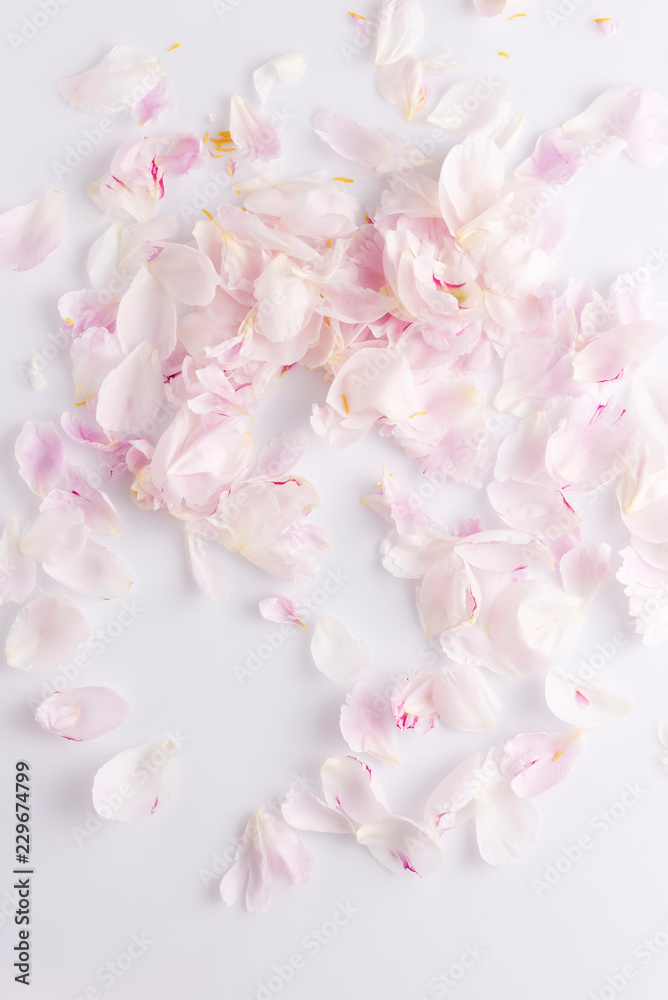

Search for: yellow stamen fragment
xmin=167 ymin=43 xmax=180 ymax=51
xmin=326 ymin=237 xmax=332 ymax=247
xmin=75 ymin=399 xmax=86 ymax=407
xmin=409 ymin=411 xmax=428 ymax=418
xmin=552 ymin=750 xmax=564 ymax=761
xmin=342 ymin=393 xmax=350 ymax=415
xmin=228 ymin=161 xmax=235 ymax=176
xmin=594 ymin=17 xmax=611 ymax=21
xmin=498 ymin=51 xmax=510 ymax=58
xmin=348 ymin=11 xmax=366 ymax=19
xmin=364 ymin=213 xmax=372 ymax=224
xmin=508 ymin=12 xmax=527 ymax=18
xmin=333 ymin=176 xmax=355 ymax=183
xmin=65 ymin=317 xmax=73 ymax=324
xmin=297 ymin=619 xmax=308 ymax=630
xmin=202 ymin=131 xmax=209 ymax=144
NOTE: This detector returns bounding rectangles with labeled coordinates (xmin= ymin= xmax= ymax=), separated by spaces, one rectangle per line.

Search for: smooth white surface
xmin=1 ymin=1 xmax=668 ymax=998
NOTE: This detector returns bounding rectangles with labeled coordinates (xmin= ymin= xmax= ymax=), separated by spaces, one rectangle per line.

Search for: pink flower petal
xmin=35 ymin=686 xmax=129 ymax=740
xmin=15 ymin=421 xmax=65 ymax=496
xmin=5 ymin=594 xmax=89 ymax=672
xmin=0 ymin=191 xmax=64 ymax=271
xmin=340 ymin=683 xmax=401 ymax=765
xmin=92 ymin=738 xmax=180 ymax=822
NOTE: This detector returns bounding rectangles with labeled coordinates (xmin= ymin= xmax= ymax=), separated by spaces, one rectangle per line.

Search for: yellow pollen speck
xmin=508 ymin=12 xmax=527 ymax=18
xmin=348 ymin=11 xmax=366 ymax=19
xmin=410 ymin=411 xmax=428 ymax=418
xmin=594 ymin=17 xmax=611 ymax=21
xmin=333 ymin=176 xmax=354 ymax=183
xmin=75 ymin=399 xmax=86 ymax=407
xmin=326 ymin=237 xmax=332 ymax=247
xmin=552 ymin=750 xmax=564 ymax=761
xmin=364 ymin=213 xmax=372 ymax=224
xmin=167 ymin=43 xmax=180 ymax=51
xmin=498 ymin=51 xmax=510 ymax=58
xmin=342 ymin=393 xmax=350 ymax=414
xmin=202 ymin=131 xmax=209 ymax=144
xmin=65 ymin=317 xmax=73 ymax=324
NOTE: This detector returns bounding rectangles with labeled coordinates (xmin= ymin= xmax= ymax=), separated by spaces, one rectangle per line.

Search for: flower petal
xmin=35 ymin=686 xmax=130 ymax=741
xmin=320 ymin=756 xmax=388 ymax=824
xmin=356 ymin=816 xmax=443 ymax=876
xmin=15 ymin=421 xmax=65 ymax=496
xmin=5 ymin=594 xmax=89 ymax=672
xmin=340 ymin=683 xmax=401 ymax=765
xmin=43 ymin=538 xmax=132 ymax=599
xmin=310 ymin=615 xmax=371 ymax=681
xmin=0 ymin=191 xmax=64 ymax=271
xmin=545 ymin=669 xmax=632 ymax=727
xmin=92 ymin=738 xmax=180 ymax=821
xmin=432 ymin=665 xmax=501 ymax=732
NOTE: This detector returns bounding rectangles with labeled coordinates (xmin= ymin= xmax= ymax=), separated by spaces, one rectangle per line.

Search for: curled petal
xmin=356 ymin=816 xmax=442 ymax=876
xmin=391 ymin=671 xmax=440 ymax=732
xmin=253 ymin=52 xmax=306 ymax=106
xmin=416 ymin=554 xmax=480 ymax=637
xmin=311 ymin=615 xmax=371 ymax=681
xmin=5 ymin=594 xmax=89 ymax=672
xmin=545 ymin=669 xmax=632 ymax=728
xmin=282 ymin=791 xmax=354 ymax=834
xmin=35 ymin=686 xmax=130 ymax=740
xmin=500 ymin=730 xmax=587 ymax=797
xmin=92 ymin=738 xmax=180 ymax=822
xmin=320 ymin=756 xmax=388 ymax=825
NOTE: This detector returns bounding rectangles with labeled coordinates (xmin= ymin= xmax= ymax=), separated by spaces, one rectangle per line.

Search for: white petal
xmin=116 ymin=266 xmax=177 ymax=360
xmin=320 ymin=756 xmax=388 ymax=825
xmin=559 ymin=544 xmax=611 ymax=605
xmin=281 ymin=791 xmax=353 ymax=834
xmin=375 ymin=0 xmax=425 ymax=66
xmin=545 ymin=669 xmax=632 ymax=728
xmin=185 ymin=526 xmax=232 ymax=601
xmin=5 ymin=594 xmax=89 ymax=672
xmin=92 ymin=738 xmax=180 ymax=821
xmin=253 ymin=52 xmax=306 ymax=106
xmin=432 ymin=665 xmax=501 ymax=732
xmin=416 ymin=554 xmax=480 ymax=637
xmin=475 ymin=777 xmax=539 ymax=865
xmin=0 ymin=516 xmax=36 ymax=605
xmin=424 ymin=752 xmax=483 ymax=834
xmin=310 ymin=615 xmax=371 ymax=681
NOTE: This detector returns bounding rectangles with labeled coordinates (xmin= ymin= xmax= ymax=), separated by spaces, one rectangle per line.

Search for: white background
xmin=1 ymin=0 xmax=668 ymax=998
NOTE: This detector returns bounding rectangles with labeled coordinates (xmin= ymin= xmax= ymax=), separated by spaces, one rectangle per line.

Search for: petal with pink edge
xmin=500 ymin=730 xmax=587 ymax=797
xmin=416 ymin=553 xmax=480 ymax=637
xmin=320 ymin=756 xmax=388 ymax=824
xmin=259 ymin=594 xmax=306 ymax=628
xmin=391 ymin=671 xmax=440 ymax=733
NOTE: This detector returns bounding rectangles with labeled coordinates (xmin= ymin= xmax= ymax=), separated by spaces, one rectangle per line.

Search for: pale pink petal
xmin=43 ymin=538 xmax=132 ymax=600
xmin=391 ymin=671 xmax=440 ymax=732
xmin=35 ymin=686 xmax=129 ymax=741
xmin=427 ymin=77 xmax=512 ymax=140
xmin=595 ymin=18 xmax=618 ymax=38
xmin=92 ymin=738 xmax=180 ymax=822
xmin=563 ymin=86 xmax=668 ymax=168
xmin=545 ymin=669 xmax=633 ymax=728
xmin=356 ymin=816 xmax=443 ymax=876
xmin=134 ymin=75 xmax=176 ymax=126
xmin=253 ymin=52 xmax=306 ymax=107
xmin=5 ymin=594 xmax=89 ymax=672
xmin=15 ymin=420 xmax=65 ymax=496
xmin=320 ymin=756 xmax=388 ymax=824
xmin=515 ymin=128 xmax=583 ymax=184
xmin=546 ymin=398 xmax=638 ymax=492
xmin=340 ymin=683 xmax=401 ymax=766
xmin=220 ymin=809 xmax=315 ymax=911
xmin=313 ymin=108 xmax=432 ymax=179
xmin=0 ymin=516 xmax=35 ymax=605
xmin=438 ymin=134 xmax=505 ymax=236
xmin=0 ymin=191 xmax=64 ymax=271
xmin=454 ymin=529 xmax=554 ymax=573
xmin=376 ymin=57 xmax=425 ymax=121
xmin=487 ymin=480 xmax=580 ymax=538
xmin=59 ymin=45 xmax=169 ymax=121
xmin=258 ymin=594 xmax=306 ymax=628
xmin=431 ymin=665 xmax=501 ymax=732
xmin=156 ymin=133 xmax=205 ymax=175
xmin=229 ymin=95 xmax=281 ymax=162
xmin=416 ymin=553 xmax=480 ymax=637
xmin=472 ymin=0 xmax=508 ymax=15
xmin=375 ymin=0 xmax=425 ymax=66
xmin=310 ymin=615 xmax=371 ymax=682
xmin=500 ymin=730 xmax=587 ymax=798
xmin=20 ymin=497 xmax=88 ymax=564
xmin=149 ymin=243 xmax=218 ymax=306
xmin=115 ymin=266 xmax=177 ymax=360
xmin=494 ymin=412 xmax=551 ymax=483
xmin=573 ymin=322 xmax=665 ymax=382
xmin=185 ymin=525 xmax=232 ymax=600
xmin=559 ymin=544 xmax=611 ymax=604
xmin=88 ymin=139 xmax=165 ymax=222
xmin=96 ymin=341 xmax=165 ymax=436
xmin=424 ymin=752 xmax=483 ymax=834
xmin=71 ymin=326 xmax=124 ymax=397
